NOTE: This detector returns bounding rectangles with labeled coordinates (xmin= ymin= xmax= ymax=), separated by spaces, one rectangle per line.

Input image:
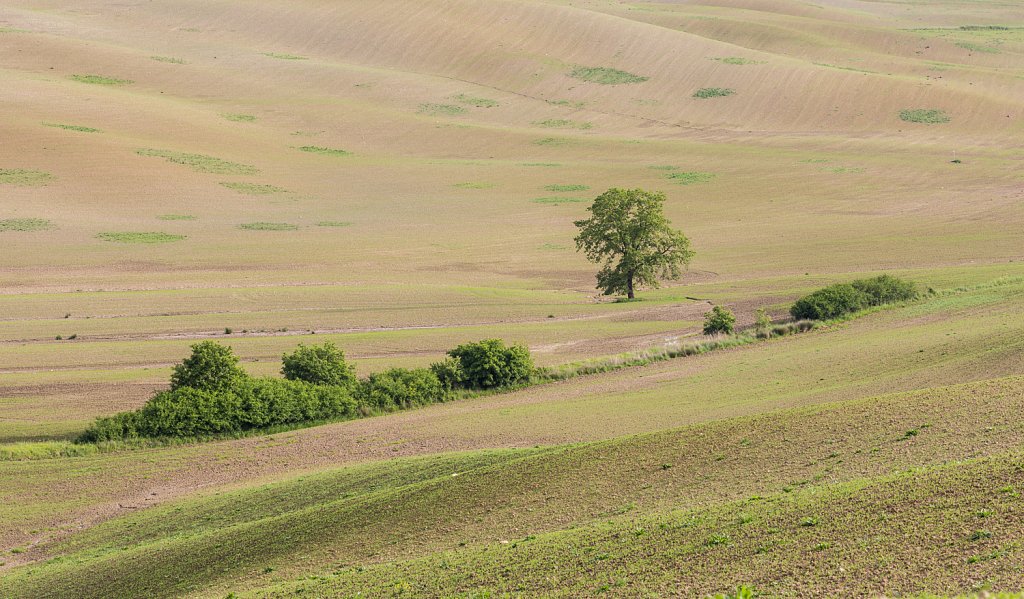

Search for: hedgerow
xmin=791 ymin=275 xmax=917 ymax=320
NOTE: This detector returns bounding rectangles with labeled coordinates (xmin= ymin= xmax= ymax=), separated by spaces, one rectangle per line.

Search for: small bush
xmin=356 ymin=368 xmax=446 ymax=411
xmin=851 ymin=274 xmax=917 ymax=306
xmin=754 ymin=308 xmax=772 ymax=333
xmin=282 ymin=342 xmax=357 ymax=387
xmin=430 ymin=358 xmax=466 ymax=394
xmin=899 ymin=109 xmax=950 ymax=124
xmin=703 ymin=306 xmax=736 ymax=335
xmin=448 ymin=339 xmax=534 ymax=389
xmin=170 ymin=341 xmax=248 ymax=392
xmin=693 ymin=87 xmax=735 ymax=99
xmin=569 ymin=66 xmax=648 ymax=85
xmin=790 ymin=284 xmax=869 ymax=320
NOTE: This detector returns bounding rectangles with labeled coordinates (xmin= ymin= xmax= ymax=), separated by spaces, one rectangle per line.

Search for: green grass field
xmin=1 ymin=0 xmax=1022 ymax=595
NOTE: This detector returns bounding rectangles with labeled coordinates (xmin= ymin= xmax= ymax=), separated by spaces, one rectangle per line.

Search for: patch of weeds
xmin=968 ymin=549 xmax=1006 ymax=564
xmin=547 ymin=99 xmax=586 ymax=108
xmin=976 ymin=509 xmax=993 ymax=518
xmin=649 ymin=165 xmax=679 ymax=171
xmin=69 ymin=74 xmax=132 ymax=85
xmin=693 ymin=87 xmax=735 ymax=99
xmin=666 ymin=171 xmax=714 ymax=185
xmin=799 ymin=517 xmax=818 ymax=527
xmin=222 ymin=113 xmax=256 ymax=122
xmin=0 ymin=169 xmax=56 ymax=186
xmin=706 ymin=533 xmax=731 ymax=546
xmin=157 ymin=214 xmax=197 ymax=221
xmin=97 ymin=232 xmax=186 ymax=244
xmin=737 ymin=513 xmax=753 ymax=525
xmin=298 ymin=146 xmax=350 ymax=157
xmin=151 ymin=56 xmax=188 ymax=64
xmin=136 ymin=149 xmax=258 ymax=174
xmin=263 ymin=52 xmax=308 ymax=60
xmin=43 ymin=122 xmax=100 ymax=133
xmin=533 ymin=119 xmax=592 ymax=130
xmin=220 ymin=182 xmax=288 ymax=195
xmin=453 ymin=182 xmax=495 ymax=189
xmin=710 ymin=57 xmax=763 ymax=65
xmin=822 ymin=166 xmax=865 ymax=174
xmin=971 ymin=530 xmax=993 ymax=541
xmin=569 ymin=66 xmax=648 ymax=85
xmin=317 ymin=221 xmax=352 ymax=227
xmin=418 ymin=103 xmax=466 ymax=116
xmin=451 ymin=94 xmax=498 ymax=108
xmin=899 ymin=109 xmax=951 ymax=124
xmin=0 ymin=218 xmax=55 ymax=232
xmin=239 ymin=222 xmax=299 ymax=231
xmin=521 ymin=162 xmax=561 ymax=167
xmin=540 ymin=243 xmax=566 ymax=250
xmin=903 ymin=429 xmax=919 ymax=439
xmin=533 ymin=137 xmax=572 ymax=146
xmin=0 ymin=27 xmax=29 ymax=33
xmin=532 ymin=197 xmax=587 ymax=205
xmin=800 ymin=158 xmax=830 ymax=164
xmin=813 ymin=542 xmax=831 ymax=551
xmin=545 ymin=184 xmax=589 ymax=192
xmin=956 ymin=41 xmax=999 ymax=53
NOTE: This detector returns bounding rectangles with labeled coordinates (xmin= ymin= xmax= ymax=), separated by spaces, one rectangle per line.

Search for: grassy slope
xmin=248 ymin=451 xmax=1024 ymax=598
xmin=3 ymin=373 xmax=1024 ymax=597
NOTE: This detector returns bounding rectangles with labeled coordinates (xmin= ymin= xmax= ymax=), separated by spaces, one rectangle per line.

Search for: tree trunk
xmin=626 ymin=275 xmax=635 ymax=300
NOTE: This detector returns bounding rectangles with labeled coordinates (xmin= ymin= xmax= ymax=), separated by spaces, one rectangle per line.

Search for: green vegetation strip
xmin=222 ymin=113 xmax=256 ymax=122
xmin=418 ymin=103 xmax=466 ymax=116
xmin=0 ymin=218 xmax=55 ymax=232
xmin=262 ymin=52 xmax=307 ymax=60
xmin=69 ymin=74 xmax=132 ymax=85
xmin=710 ymin=57 xmax=763 ymax=65
xmin=693 ymin=87 xmax=735 ymax=99
xmin=570 ymin=66 xmax=648 ymax=85
xmin=451 ymin=94 xmax=498 ymax=108
xmin=156 ymin=214 xmax=197 ymax=221
xmin=544 ymin=184 xmax=589 ymax=192
xmin=297 ymin=146 xmax=350 ymax=156
xmin=532 ymin=197 xmax=588 ymax=205
xmin=97 ymin=232 xmax=186 ymax=244
xmin=136 ymin=149 xmax=258 ymax=174
xmin=533 ymin=119 xmax=592 ymax=130
xmin=150 ymin=56 xmax=188 ymax=64
xmin=899 ymin=109 xmax=951 ymax=124
xmin=42 ymin=123 xmax=100 ymax=133
xmin=316 ymin=221 xmax=352 ymax=227
xmin=219 ymin=182 xmax=288 ymax=195
xmin=0 ymin=169 xmax=55 ymax=186
xmin=666 ymin=171 xmax=714 ymax=185
xmin=238 ymin=222 xmax=298 ymax=231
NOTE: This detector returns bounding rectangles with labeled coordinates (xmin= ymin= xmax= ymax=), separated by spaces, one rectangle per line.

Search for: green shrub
xmin=703 ymin=306 xmax=736 ymax=335
xmin=790 ymin=284 xmax=869 ymax=320
xmin=170 ymin=341 xmax=248 ymax=392
xmin=78 ymin=411 xmax=142 ymax=443
xmin=851 ymin=274 xmax=917 ymax=306
xmin=754 ymin=308 xmax=772 ymax=333
xmin=447 ymin=338 xmax=534 ymax=389
xmin=430 ymin=358 xmax=466 ymax=393
xmin=356 ymin=368 xmax=446 ymax=411
xmin=281 ymin=342 xmax=357 ymax=387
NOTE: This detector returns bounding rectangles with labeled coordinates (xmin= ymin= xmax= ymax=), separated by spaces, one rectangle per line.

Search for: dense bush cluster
xmin=702 ymin=305 xmax=736 ymax=335
xmin=791 ymin=275 xmax=917 ymax=321
xmin=79 ymin=338 xmax=535 ymax=443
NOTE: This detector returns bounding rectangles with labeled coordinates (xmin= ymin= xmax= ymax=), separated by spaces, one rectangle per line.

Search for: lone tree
xmin=574 ymin=188 xmax=695 ymax=299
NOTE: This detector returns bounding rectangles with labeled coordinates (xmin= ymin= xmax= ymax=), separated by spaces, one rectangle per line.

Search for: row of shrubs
xmin=790 ymin=274 xmax=917 ymax=321
xmin=78 ymin=338 xmax=534 ymax=443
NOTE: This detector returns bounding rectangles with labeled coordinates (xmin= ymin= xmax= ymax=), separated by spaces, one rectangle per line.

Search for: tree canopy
xmin=574 ymin=188 xmax=695 ymax=299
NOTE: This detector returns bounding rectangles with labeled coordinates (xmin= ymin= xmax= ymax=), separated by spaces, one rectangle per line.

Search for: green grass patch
xmin=69 ymin=74 xmax=132 ymax=85
xmin=532 ymin=197 xmax=588 ymax=205
xmin=956 ymin=41 xmax=999 ymax=53
xmin=666 ymin=171 xmax=714 ymax=185
xmin=221 ymin=113 xmax=256 ymax=122
xmin=316 ymin=221 xmax=352 ymax=228
xmin=693 ymin=87 xmax=735 ymax=99
xmin=150 ymin=56 xmax=188 ymax=64
xmin=0 ymin=169 xmax=56 ymax=186
xmin=238 ymin=222 xmax=299 ymax=231
xmin=219 ymin=182 xmax=288 ymax=195
xmin=0 ymin=218 xmax=55 ymax=232
xmin=453 ymin=182 xmax=495 ymax=189
xmin=521 ymin=162 xmax=561 ymax=167
xmin=569 ymin=66 xmax=648 ymax=85
xmin=648 ymin=165 xmax=679 ymax=171
xmin=451 ymin=94 xmax=498 ymax=108
xmin=547 ymin=99 xmax=587 ymax=108
xmin=418 ymin=103 xmax=466 ymax=116
xmin=533 ymin=119 xmax=592 ymax=130
xmin=135 ymin=149 xmax=258 ymax=174
xmin=297 ymin=146 xmax=350 ymax=157
xmin=262 ymin=52 xmax=307 ymax=60
xmin=710 ymin=57 xmax=763 ymax=65
xmin=42 ymin=123 xmax=100 ymax=133
xmin=532 ymin=137 xmax=573 ymax=146
xmin=97 ymin=232 xmax=186 ymax=244
xmin=0 ymin=441 xmax=99 ymax=461
xmin=544 ymin=184 xmax=589 ymax=192
xmin=899 ymin=109 xmax=951 ymax=124
xmin=156 ymin=214 xmax=197 ymax=221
